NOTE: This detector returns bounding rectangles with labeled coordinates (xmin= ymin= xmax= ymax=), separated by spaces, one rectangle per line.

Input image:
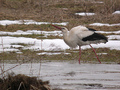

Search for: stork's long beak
xmin=51 ymin=24 xmax=62 ymax=30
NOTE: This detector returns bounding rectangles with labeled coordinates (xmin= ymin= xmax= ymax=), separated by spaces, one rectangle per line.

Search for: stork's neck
xmin=63 ymin=31 xmax=69 ymax=38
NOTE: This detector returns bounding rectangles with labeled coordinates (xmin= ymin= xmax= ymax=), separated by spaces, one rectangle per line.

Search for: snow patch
xmin=112 ymin=11 xmax=120 ymax=14
xmin=89 ymin=23 xmax=120 ymax=26
xmin=97 ymin=53 xmax=108 ymax=55
xmin=96 ymin=30 xmax=120 ymax=34
xmin=37 ymin=52 xmax=70 ymax=55
xmin=0 ymin=48 xmax=19 ymax=52
xmin=0 ymin=20 xmax=68 ymax=26
xmin=0 ymin=36 xmax=120 ymax=53
xmin=91 ymin=1 xmax=103 ymax=3
xmin=75 ymin=12 xmax=95 ymax=16
xmin=0 ymin=30 xmax=62 ymax=37
xmin=0 ymin=36 xmax=69 ymax=53
xmin=107 ymin=35 xmax=120 ymax=40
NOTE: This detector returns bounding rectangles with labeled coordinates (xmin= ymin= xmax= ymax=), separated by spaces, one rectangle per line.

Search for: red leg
xmin=79 ymin=46 xmax=81 ymax=64
xmin=90 ymin=45 xmax=101 ymax=64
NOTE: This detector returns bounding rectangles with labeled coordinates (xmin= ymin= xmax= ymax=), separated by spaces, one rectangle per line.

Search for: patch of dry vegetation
xmin=0 ymin=24 xmax=59 ymax=31
xmin=0 ymin=73 xmax=51 ymax=90
xmin=0 ymin=0 xmax=120 ymax=31
xmin=1 ymin=48 xmax=119 ymax=64
xmin=0 ymin=0 xmax=120 ymax=25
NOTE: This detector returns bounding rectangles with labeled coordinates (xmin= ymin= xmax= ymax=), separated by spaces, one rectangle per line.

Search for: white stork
xmin=51 ymin=25 xmax=108 ymax=64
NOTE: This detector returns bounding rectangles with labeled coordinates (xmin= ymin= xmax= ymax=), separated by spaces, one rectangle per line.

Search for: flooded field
xmin=1 ymin=61 xmax=120 ymax=90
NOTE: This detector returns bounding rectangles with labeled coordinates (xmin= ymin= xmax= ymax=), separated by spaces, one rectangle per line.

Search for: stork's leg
xmin=79 ymin=46 xmax=81 ymax=64
xmin=89 ymin=44 xmax=101 ymax=64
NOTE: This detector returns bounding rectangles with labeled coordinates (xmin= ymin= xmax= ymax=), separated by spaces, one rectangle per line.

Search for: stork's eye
xmin=61 ymin=27 xmax=65 ymax=29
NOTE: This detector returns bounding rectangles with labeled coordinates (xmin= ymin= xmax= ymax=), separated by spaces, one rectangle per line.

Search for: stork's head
xmin=51 ymin=24 xmax=68 ymax=33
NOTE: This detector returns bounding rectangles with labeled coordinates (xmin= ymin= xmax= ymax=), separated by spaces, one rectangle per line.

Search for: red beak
xmin=51 ymin=24 xmax=62 ymax=30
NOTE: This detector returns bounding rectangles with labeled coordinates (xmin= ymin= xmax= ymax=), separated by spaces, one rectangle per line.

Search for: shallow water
xmin=1 ymin=61 xmax=120 ymax=90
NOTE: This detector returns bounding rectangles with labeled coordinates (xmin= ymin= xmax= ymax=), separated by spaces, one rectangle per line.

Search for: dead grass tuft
xmin=0 ymin=73 xmax=51 ymax=90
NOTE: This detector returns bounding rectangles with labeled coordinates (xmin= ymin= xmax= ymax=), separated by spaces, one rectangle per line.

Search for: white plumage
xmin=51 ymin=25 xmax=108 ymax=64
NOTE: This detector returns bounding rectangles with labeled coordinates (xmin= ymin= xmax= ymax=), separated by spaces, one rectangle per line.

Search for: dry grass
xmin=0 ymin=24 xmax=59 ymax=31
xmin=0 ymin=73 xmax=51 ymax=90
xmin=1 ymin=48 xmax=119 ymax=64
xmin=0 ymin=0 xmax=120 ymax=31
xmin=0 ymin=0 xmax=120 ymax=25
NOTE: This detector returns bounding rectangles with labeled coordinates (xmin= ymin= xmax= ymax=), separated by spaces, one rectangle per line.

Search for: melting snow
xmin=0 ymin=30 xmax=120 ymax=53
xmin=0 ymin=20 xmax=68 ymax=26
xmin=112 ymin=11 xmax=120 ymax=14
xmin=96 ymin=30 xmax=120 ymax=34
xmin=0 ymin=35 xmax=120 ymax=53
xmin=75 ymin=12 xmax=95 ymax=16
xmin=97 ymin=53 xmax=108 ymax=55
xmin=0 ymin=30 xmax=62 ymax=37
xmin=89 ymin=23 xmax=120 ymax=26
xmin=91 ymin=1 xmax=104 ymax=3
xmin=1 ymin=30 xmax=120 ymax=36
xmin=37 ymin=52 xmax=70 ymax=55
xmin=0 ymin=36 xmax=69 ymax=52
xmin=0 ymin=29 xmax=120 ymax=53
xmin=0 ymin=48 xmax=19 ymax=52
xmin=107 ymin=35 xmax=120 ymax=40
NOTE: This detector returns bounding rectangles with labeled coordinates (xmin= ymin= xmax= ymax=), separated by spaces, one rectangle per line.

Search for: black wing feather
xmin=82 ymin=33 xmax=108 ymax=42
